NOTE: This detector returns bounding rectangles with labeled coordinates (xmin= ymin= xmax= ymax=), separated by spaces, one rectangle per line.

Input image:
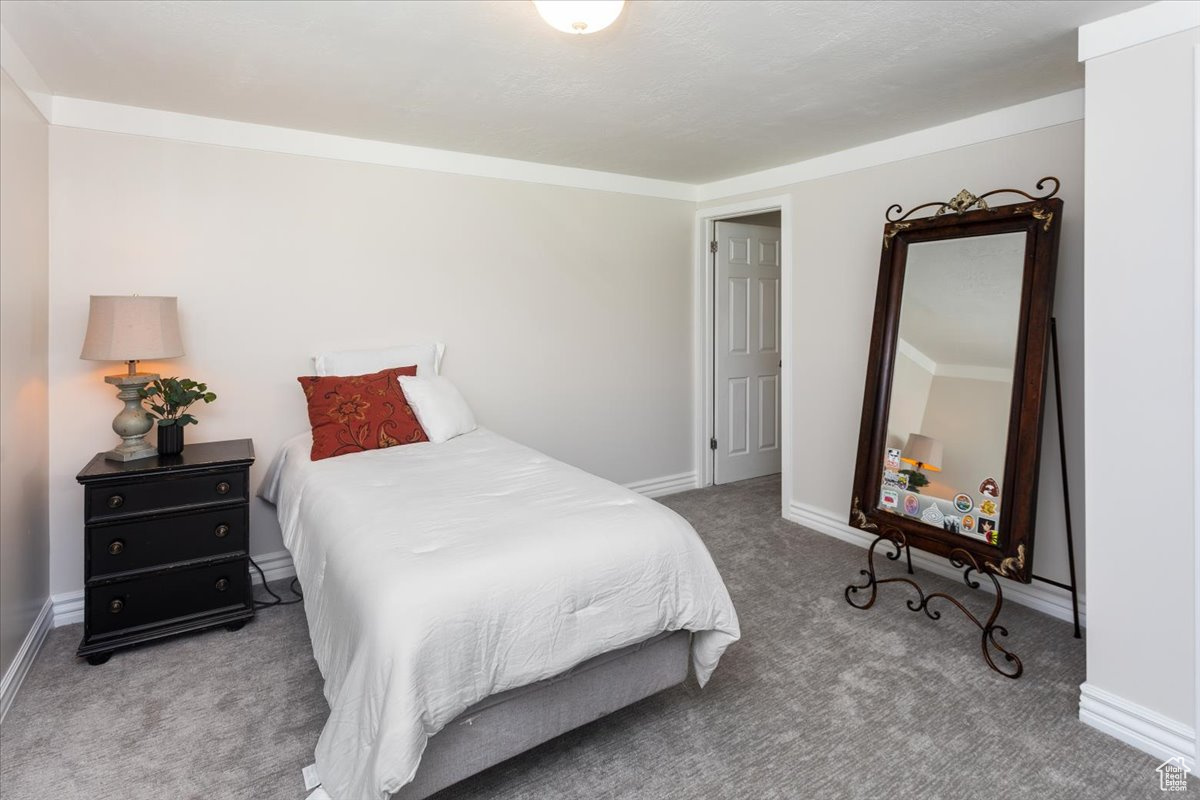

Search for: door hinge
xmin=710 ymin=437 xmax=718 ymax=450
xmin=709 ymin=240 xmax=718 ymax=254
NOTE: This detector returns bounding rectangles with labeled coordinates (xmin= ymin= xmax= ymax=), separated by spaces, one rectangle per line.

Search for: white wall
xmin=885 ymin=350 xmax=933 ymax=451
xmin=46 ymin=127 xmax=696 ymax=596
xmin=0 ymin=69 xmax=50 ymax=674
xmin=701 ymin=120 xmax=1086 ymax=593
xmin=919 ymin=374 xmax=1011 ymax=514
xmin=1082 ymin=25 xmax=1198 ymax=739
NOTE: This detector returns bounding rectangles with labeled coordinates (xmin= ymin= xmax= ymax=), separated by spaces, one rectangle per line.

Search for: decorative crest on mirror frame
xmin=882 ymin=176 xmax=1060 ymax=248
xmin=847 ymin=177 xmax=1068 ymax=680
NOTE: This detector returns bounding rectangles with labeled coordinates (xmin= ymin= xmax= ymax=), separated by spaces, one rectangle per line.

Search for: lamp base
xmin=104 ymin=442 xmax=159 ymax=462
xmin=103 ymin=372 xmax=159 ymax=462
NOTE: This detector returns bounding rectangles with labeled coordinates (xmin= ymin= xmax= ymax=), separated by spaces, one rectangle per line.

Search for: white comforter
xmin=261 ymin=429 xmax=740 ymax=800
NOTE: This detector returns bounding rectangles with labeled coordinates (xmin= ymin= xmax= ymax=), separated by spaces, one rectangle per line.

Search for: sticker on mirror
xmin=881 ymin=489 xmax=900 ymax=509
xmin=978 ymin=517 xmax=997 ymax=543
xmin=953 ymin=494 xmax=973 ymax=513
xmin=979 ymin=477 xmax=1000 ymax=498
xmin=903 ymin=494 xmax=920 ymax=516
xmin=962 ymin=514 xmax=976 ymax=532
xmin=979 ymin=498 xmax=998 ymax=517
xmin=921 ymin=503 xmax=945 ymax=526
xmin=942 ymin=515 xmax=961 ymax=533
xmin=885 ymin=448 xmax=901 ymax=470
xmin=882 ymin=470 xmax=903 ymax=489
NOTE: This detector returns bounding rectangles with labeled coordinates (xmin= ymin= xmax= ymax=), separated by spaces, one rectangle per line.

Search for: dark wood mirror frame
xmin=848 ymin=184 xmax=1064 ymax=584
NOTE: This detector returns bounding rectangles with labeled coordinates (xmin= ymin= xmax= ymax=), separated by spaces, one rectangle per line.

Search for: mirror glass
xmin=877 ymin=232 xmax=1026 ymax=546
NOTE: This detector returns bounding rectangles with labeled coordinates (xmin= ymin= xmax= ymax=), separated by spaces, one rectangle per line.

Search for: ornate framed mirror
xmin=848 ymin=179 xmax=1064 ymax=584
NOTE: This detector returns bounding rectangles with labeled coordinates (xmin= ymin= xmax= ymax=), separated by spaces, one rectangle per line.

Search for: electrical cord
xmin=248 ymin=556 xmax=304 ymax=608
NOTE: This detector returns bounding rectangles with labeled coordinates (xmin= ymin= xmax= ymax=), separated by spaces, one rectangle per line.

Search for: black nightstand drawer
xmin=87 ymin=507 xmax=248 ymax=580
xmin=86 ymin=469 xmax=247 ymax=522
xmin=77 ymin=439 xmax=255 ymax=663
xmin=86 ymin=561 xmax=249 ymax=636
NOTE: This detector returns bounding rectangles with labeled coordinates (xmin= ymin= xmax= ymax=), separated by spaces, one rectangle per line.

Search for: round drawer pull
xmin=214 ymin=578 xmax=230 ymax=592
xmin=215 ymin=481 xmax=231 ymax=495
xmin=107 ymin=494 xmax=124 ymax=509
xmin=214 ymin=524 xmax=230 ymax=539
xmin=108 ymin=539 xmax=125 ymax=556
xmin=109 ymin=598 xmax=124 ymax=614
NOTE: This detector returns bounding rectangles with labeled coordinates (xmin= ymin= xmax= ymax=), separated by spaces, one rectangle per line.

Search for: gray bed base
xmin=391 ymin=630 xmax=692 ymax=800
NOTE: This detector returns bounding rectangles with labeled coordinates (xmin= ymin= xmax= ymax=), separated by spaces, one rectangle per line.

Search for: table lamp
xmin=80 ymin=295 xmax=184 ymax=462
xmin=901 ymin=433 xmax=943 ymax=474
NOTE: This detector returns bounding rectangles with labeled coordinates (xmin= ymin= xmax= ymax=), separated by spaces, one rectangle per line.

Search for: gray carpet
xmin=0 ymin=476 xmax=1171 ymax=799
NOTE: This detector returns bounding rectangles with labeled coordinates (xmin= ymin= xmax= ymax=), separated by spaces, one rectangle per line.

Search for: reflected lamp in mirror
xmin=899 ymin=433 xmax=942 ymax=493
xmin=900 ymin=433 xmax=942 ymax=472
xmin=80 ymin=295 xmax=184 ymax=462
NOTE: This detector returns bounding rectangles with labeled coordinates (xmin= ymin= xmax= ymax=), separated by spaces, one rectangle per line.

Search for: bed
xmin=261 ymin=427 xmax=740 ymax=800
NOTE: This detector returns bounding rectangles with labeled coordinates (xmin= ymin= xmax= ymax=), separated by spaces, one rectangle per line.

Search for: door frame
xmin=693 ymin=194 xmax=793 ymax=515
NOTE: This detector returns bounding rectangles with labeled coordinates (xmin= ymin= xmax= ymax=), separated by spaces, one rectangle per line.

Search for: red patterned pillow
xmin=298 ymin=366 xmax=428 ymax=461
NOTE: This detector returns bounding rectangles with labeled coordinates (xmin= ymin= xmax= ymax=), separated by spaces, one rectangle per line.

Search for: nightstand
xmin=75 ymin=438 xmax=256 ymax=665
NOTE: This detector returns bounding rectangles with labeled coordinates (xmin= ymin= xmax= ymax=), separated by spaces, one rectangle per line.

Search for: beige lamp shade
xmin=900 ymin=433 xmax=943 ymax=472
xmin=80 ymin=295 xmax=184 ymax=362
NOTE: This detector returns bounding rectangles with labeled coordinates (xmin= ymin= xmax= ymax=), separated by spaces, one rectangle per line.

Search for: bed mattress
xmin=261 ymin=428 xmax=739 ymax=800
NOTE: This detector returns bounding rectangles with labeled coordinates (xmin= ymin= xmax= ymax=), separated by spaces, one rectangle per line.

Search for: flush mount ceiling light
xmin=533 ymin=1 xmax=626 ymax=35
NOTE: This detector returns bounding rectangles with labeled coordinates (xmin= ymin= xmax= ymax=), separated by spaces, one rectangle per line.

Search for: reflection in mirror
xmin=877 ymin=232 xmax=1026 ymax=545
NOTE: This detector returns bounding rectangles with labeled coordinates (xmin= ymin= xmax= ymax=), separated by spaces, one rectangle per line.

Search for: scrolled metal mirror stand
xmin=844 ymin=177 xmax=1077 ymax=681
xmin=844 ymin=521 xmax=1024 ymax=679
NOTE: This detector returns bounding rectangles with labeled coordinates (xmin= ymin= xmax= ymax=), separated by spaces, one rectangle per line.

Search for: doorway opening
xmin=693 ymin=196 xmax=793 ymax=516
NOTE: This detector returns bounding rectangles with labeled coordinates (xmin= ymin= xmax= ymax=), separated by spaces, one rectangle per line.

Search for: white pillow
xmin=397 ymin=375 xmax=477 ymax=444
xmin=313 ymin=343 xmax=445 ymax=377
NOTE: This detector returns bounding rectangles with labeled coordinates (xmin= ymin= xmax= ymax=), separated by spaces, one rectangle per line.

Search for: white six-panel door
xmin=714 ymin=221 xmax=782 ymax=484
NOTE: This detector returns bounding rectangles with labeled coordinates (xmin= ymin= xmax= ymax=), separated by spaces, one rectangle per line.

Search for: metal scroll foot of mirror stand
xmin=843 ymin=316 xmax=1081 ymax=676
xmin=845 ymin=530 xmax=1023 ymax=678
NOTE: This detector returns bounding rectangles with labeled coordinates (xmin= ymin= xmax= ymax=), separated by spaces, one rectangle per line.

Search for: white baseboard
xmin=1 ymin=597 xmax=53 ymax=723
xmin=1080 ymin=682 xmax=1197 ymax=770
xmin=624 ymin=471 xmax=700 ymax=499
xmin=51 ymin=590 xmax=85 ymax=628
xmin=785 ymin=500 xmax=1087 ymax=627
xmin=248 ymin=549 xmax=297 ymax=584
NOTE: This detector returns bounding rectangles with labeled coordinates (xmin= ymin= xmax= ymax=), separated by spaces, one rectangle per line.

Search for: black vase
xmin=157 ymin=424 xmax=184 ymax=455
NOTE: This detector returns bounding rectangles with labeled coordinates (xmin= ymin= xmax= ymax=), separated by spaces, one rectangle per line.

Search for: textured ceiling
xmin=0 ymin=0 xmax=1147 ymax=183
xmin=900 ymin=233 xmax=1026 ymax=369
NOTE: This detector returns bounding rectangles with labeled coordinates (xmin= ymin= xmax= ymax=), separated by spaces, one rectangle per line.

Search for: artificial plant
xmin=139 ymin=377 xmax=217 ymax=427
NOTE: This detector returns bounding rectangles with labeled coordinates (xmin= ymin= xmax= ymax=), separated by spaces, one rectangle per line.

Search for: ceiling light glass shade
xmin=533 ymin=1 xmax=625 ymax=35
